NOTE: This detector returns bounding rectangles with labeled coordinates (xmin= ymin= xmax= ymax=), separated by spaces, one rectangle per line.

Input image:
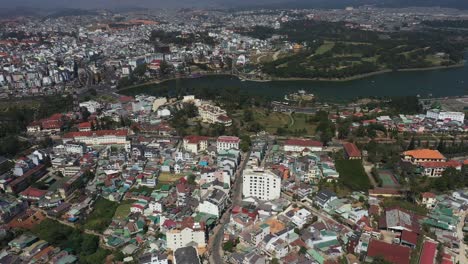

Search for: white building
xmin=53 ymin=142 xmax=86 ymax=155
xmin=420 ymin=192 xmax=437 ymax=209
xmin=291 ymin=208 xmax=311 ymax=227
xmin=152 ymin=97 xmax=168 ymax=112
xmin=62 ymin=130 xmax=130 ymax=151
xmin=198 ymin=201 xmax=220 ymax=217
xmin=157 ymin=108 xmax=171 ymax=118
xmin=198 ymin=103 xmax=232 ymax=126
xmin=426 ymin=109 xmax=465 ymax=123
xmin=183 ymin=136 xmax=209 ymax=153
xmin=242 ymin=169 xmax=281 ymax=201
xmin=198 ymin=189 xmax=228 ymax=217
xmin=79 ymin=100 xmax=101 ymax=113
xmin=284 ymin=139 xmax=323 ymax=152
xmin=139 ymin=253 xmax=168 ymax=264
xmin=166 ymin=225 xmax=206 ymax=251
xmin=148 ymin=201 xmax=163 ymax=213
xmin=216 ymin=136 xmax=240 ymax=152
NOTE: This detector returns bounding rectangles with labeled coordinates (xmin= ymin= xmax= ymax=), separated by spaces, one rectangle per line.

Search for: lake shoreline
xmin=118 ymin=62 xmax=466 ymax=92
xmin=250 ymin=62 xmax=466 ymax=82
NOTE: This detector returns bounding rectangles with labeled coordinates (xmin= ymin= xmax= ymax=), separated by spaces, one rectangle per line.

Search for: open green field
xmin=315 ymin=41 xmax=335 ymax=55
xmin=113 ymin=199 xmax=135 ymax=219
xmin=290 ymin=113 xmax=317 ymax=134
xmin=425 ymin=54 xmax=445 ymax=65
xmin=248 ymin=108 xmax=316 ymax=135
xmin=159 ymin=172 xmax=185 ymax=183
xmin=84 ymin=197 xmax=119 ymax=232
xmin=336 ymin=159 xmax=371 ymax=191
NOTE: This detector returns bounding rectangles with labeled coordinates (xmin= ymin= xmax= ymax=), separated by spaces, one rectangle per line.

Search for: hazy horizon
xmin=0 ymin=0 xmax=467 ymax=10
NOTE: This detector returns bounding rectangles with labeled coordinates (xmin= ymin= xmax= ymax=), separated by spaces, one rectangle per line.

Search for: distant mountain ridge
xmin=233 ymin=0 xmax=468 ymax=10
xmin=1 ymin=0 xmax=467 ymax=11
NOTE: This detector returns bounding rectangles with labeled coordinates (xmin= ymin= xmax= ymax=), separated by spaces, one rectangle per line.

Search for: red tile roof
xmin=20 ymin=187 xmax=47 ymax=198
xmin=422 ymin=192 xmax=436 ymax=199
xmin=184 ymin=135 xmax=210 ymax=144
xmin=401 ymin=230 xmax=418 ymax=245
xmin=131 ymin=204 xmax=145 ymax=210
xmin=78 ymin=122 xmax=92 ymax=128
xmin=284 ymin=139 xmax=323 ymax=147
xmin=48 ymin=113 xmax=64 ymax=120
xmin=403 ymin=149 xmax=445 ymax=160
xmin=217 ymin=136 xmax=240 ymax=143
xmin=63 ymin=130 xmax=127 ymax=138
xmin=119 ymin=95 xmax=134 ymax=103
xmin=367 ymin=240 xmax=411 ymax=264
xmin=343 ymin=142 xmax=361 ymax=157
xmin=419 ymin=160 xmax=461 ymax=169
xmin=419 ymin=241 xmax=437 ymax=264
xmin=217 ymin=115 xmax=232 ymax=122
xmin=42 ymin=120 xmax=63 ymax=129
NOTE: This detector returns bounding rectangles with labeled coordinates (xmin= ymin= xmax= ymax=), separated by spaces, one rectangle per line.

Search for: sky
xmin=0 ymin=0 xmax=260 ymax=9
xmin=0 ymin=0 xmax=465 ymax=10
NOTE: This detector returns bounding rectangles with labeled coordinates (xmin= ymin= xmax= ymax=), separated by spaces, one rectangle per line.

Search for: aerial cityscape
xmin=0 ymin=1 xmax=467 ymax=264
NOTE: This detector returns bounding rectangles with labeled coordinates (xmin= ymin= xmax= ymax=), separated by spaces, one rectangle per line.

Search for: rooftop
xmin=403 ymin=149 xmax=445 ymax=160
xmin=367 ymin=239 xmax=411 ymax=264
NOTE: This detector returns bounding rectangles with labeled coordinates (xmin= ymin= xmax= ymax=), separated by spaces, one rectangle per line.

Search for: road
xmin=455 ymin=210 xmax=468 ymax=264
xmin=363 ymin=161 xmax=378 ymax=188
xmin=208 ymin=151 xmax=250 ymax=264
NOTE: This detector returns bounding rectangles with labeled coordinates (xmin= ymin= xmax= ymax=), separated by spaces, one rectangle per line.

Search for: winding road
xmin=208 ymin=151 xmax=250 ymax=264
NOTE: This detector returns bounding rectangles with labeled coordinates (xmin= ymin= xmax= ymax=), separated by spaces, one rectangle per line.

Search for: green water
xmin=121 ymin=62 xmax=468 ymax=101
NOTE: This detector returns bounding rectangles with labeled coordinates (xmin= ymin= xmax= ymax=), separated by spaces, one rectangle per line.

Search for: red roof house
xmin=343 ymin=142 xmax=362 ymax=160
xmin=367 ymin=239 xmax=411 ymax=264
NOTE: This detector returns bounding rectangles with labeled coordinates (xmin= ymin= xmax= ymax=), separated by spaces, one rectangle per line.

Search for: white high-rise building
xmin=243 ymin=169 xmax=281 ymax=201
xmin=426 ymin=109 xmax=465 ymax=123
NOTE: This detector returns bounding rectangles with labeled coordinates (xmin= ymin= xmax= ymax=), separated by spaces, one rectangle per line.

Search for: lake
xmin=120 ymin=62 xmax=468 ymax=101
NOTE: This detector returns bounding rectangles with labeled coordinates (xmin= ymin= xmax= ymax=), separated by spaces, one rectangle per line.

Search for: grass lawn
xmin=336 ymin=159 xmax=371 ymax=191
xmin=425 ymin=54 xmax=445 ymax=66
xmin=290 ymin=113 xmax=316 ymax=135
xmin=83 ymin=197 xmax=119 ymax=232
xmin=362 ymin=56 xmax=379 ymax=63
xmin=251 ymin=109 xmax=290 ymax=133
xmin=131 ymin=185 xmax=155 ymax=194
xmin=113 ymin=200 xmax=135 ymax=219
xmin=159 ymin=172 xmax=185 ymax=183
xmin=315 ymin=41 xmax=335 ymax=55
xmin=248 ymin=108 xmax=316 ymax=135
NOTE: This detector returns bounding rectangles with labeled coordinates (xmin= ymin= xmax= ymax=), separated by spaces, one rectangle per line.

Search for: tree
xmin=81 ymin=235 xmax=99 ymax=255
xmin=223 ymin=240 xmax=235 ymax=252
xmin=113 ymin=251 xmax=125 ymax=261
xmin=243 ymin=109 xmax=254 ymax=122
xmin=436 ymin=243 xmax=444 ymax=263
xmin=240 ymin=135 xmax=251 ymax=152
xmin=371 ymin=256 xmax=392 ymax=264
xmin=299 ymin=246 xmax=307 ymax=255
xmin=132 ymin=63 xmax=148 ymax=78
xmin=271 ymin=258 xmax=280 ymax=264
xmin=187 ymin=174 xmax=196 ymax=185
xmin=407 ymin=136 xmax=416 ymax=150
xmin=437 ymin=138 xmax=446 ymax=152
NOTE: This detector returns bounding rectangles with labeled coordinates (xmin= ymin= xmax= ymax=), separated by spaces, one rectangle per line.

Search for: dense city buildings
xmin=0 ymin=3 xmax=467 ymax=264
